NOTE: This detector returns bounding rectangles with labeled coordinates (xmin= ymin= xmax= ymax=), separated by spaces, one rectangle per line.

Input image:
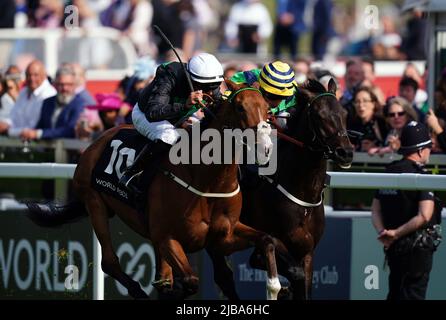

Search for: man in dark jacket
xmin=21 ymin=66 xmax=88 ymax=140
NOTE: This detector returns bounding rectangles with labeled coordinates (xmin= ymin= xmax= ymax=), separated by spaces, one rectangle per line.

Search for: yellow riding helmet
xmin=259 ymin=61 xmax=296 ymax=97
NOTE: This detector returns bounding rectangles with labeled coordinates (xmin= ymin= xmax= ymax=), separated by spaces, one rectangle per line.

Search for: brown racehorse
xmin=208 ymin=79 xmax=354 ymax=300
xmin=27 ymin=80 xmax=285 ymax=299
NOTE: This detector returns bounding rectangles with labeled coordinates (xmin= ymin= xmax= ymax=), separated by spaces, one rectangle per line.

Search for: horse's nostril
xmin=335 ymin=148 xmax=353 ymax=160
xmin=335 ymin=148 xmax=347 ymax=158
xmin=346 ymin=150 xmax=353 ymax=159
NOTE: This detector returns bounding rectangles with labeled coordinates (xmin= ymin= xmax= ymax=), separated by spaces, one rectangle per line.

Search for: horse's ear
xmin=328 ymin=78 xmax=337 ymax=95
xmin=225 ymin=79 xmax=243 ymax=91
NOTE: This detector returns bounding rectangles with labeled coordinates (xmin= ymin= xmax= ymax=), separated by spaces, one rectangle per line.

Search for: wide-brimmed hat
xmin=398 ymin=121 xmax=432 ymax=155
xmin=87 ymin=93 xmax=129 ymax=111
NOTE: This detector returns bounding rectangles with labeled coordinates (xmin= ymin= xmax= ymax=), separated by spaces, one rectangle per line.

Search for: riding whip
xmin=153 ymin=25 xmax=194 ymax=92
xmin=153 ymin=25 xmax=217 ymax=126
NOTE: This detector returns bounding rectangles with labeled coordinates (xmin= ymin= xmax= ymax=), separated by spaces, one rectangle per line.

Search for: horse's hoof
xmin=227 ymin=293 xmax=241 ymax=301
xmin=278 ymin=287 xmax=292 ymax=300
xmin=181 ymin=276 xmax=199 ymax=298
xmin=287 ymin=266 xmax=306 ymax=282
xmin=157 ymin=288 xmax=184 ymax=300
xmin=128 ymin=287 xmax=149 ymax=299
xmin=152 ymin=278 xmax=172 ymax=291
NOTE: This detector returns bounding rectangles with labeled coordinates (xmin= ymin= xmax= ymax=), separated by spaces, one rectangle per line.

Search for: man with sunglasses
xmin=388 ymin=111 xmax=406 ymax=118
xmin=119 ymin=52 xmax=224 ymax=194
xmin=230 ymin=61 xmax=297 ymax=125
xmin=371 ymin=121 xmax=442 ymax=300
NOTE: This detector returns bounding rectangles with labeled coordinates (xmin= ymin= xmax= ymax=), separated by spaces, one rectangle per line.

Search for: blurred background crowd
xmin=1 ymin=0 xmax=446 ymax=156
xmin=0 ymin=0 xmax=428 ymax=60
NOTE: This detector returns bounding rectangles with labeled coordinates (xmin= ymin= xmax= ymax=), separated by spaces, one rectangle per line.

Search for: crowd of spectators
xmin=0 ymin=1 xmax=443 ymax=158
xmin=338 ymin=58 xmax=446 ymax=155
xmin=1 ymin=55 xmax=446 ymax=157
xmin=0 ymin=1 xmax=429 ymax=62
xmin=0 ymin=55 xmax=159 ymax=142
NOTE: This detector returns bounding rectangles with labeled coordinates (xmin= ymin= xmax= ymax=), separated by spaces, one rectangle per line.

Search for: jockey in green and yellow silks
xmin=229 ymin=61 xmax=297 ymax=116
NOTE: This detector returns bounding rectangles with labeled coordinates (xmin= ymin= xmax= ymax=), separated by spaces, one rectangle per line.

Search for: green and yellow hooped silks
xmin=259 ymin=61 xmax=296 ymax=97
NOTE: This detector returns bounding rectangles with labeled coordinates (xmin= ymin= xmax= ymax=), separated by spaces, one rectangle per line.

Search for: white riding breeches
xmin=132 ymin=103 xmax=180 ymax=145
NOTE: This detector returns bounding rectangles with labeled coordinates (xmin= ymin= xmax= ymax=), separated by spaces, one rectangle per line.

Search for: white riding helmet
xmin=187 ymin=53 xmax=224 ymax=84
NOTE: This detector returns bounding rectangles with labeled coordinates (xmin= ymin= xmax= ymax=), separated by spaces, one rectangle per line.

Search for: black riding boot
xmin=118 ymin=139 xmax=171 ymax=195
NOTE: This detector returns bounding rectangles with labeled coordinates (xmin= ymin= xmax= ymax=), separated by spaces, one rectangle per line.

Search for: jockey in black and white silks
xmin=119 ymin=53 xmax=224 ymax=194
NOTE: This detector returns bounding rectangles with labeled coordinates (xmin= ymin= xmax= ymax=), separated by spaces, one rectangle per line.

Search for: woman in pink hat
xmin=75 ymin=93 xmax=131 ymax=141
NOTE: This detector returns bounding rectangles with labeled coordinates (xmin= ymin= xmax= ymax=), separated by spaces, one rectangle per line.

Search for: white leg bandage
xmin=256 ymin=121 xmax=273 ymax=165
xmin=266 ymin=276 xmax=281 ymax=300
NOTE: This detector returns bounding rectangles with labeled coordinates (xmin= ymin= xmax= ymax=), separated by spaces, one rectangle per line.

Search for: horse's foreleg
xmin=154 ymin=251 xmax=173 ymax=287
xmin=289 ymin=253 xmax=313 ymax=300
xmin=303 ymin=253 xmax=314 ymax=300
xmin=218 ymin=222 xmax=281 ymax=300
xmin=153 ymin=249 xmax=185 ymax=300
xmin=157 ymin=238 xmax=199 ymax=298
xmin=86 ymin=192 xmax=148 ymax=299
xmin=261 ymin=237 xmax=281 ymax=301
xmin=249 ymin=246 xmax=305 ymax=285
xmin=206 ymin=248 xmax=240 ymax=300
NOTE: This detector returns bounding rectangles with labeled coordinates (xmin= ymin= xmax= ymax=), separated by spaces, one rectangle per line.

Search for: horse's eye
xmin=237 ymin=105 xmax=245 ymax=113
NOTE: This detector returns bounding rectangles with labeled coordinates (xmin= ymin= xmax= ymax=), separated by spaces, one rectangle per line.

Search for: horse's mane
xmin=298 ymin=78 xmax=327 ymax=95
xmin=285 ymin=79 xmax=328 ymax=138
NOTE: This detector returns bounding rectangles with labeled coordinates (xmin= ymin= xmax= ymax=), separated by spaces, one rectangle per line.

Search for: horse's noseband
xmin=225 ymin=87 xmax=266 ymax=131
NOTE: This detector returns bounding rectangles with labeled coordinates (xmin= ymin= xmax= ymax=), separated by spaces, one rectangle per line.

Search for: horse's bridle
xmin=273 ymin=91 xmax=347 ymax=159
xmin=306 ymin=92 xmax=349 ymax=159
xmin=225 ymin=87 xmax=267 ymax=131
xmin=227 ymin=87 xmax=262 ymax=104
xmin=161 ymin=88 xmax=267 ymax=198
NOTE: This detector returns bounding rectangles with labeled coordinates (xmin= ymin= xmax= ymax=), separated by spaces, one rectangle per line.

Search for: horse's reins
xmin=227 ymin=87 xmax=262 ymax=103
xmin=162 ymin=87 xmax=265 ymax=198
xmin=275 ymin=131 xmax=304 ymax=148
xmin=152 ymin=26 xmax=265 ymax=198
xmin=268 ymin=92 xmax=337 ymax=150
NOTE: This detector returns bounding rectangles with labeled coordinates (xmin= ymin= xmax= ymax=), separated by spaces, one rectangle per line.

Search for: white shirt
xmin=415 ymin=89 xmax=428 ymax=110
xmin=0 ymin=93 xmax=15 ymax=123
xmin=8 ymin=79 xmax=57 ymax=137
xmin=225 ymin=1 xmax=273 ymax=53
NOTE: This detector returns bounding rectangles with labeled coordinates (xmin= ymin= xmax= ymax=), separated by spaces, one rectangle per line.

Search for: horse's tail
xmin=26 ymin=200 xmax=88 ymax=228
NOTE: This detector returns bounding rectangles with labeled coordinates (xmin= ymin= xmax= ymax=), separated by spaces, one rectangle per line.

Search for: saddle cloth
xmin=91 ymin=129 xmax=150 ymax=208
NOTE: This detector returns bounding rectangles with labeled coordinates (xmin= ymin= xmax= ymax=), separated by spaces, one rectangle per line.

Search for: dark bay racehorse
xmin=208 ymin=79 xmax=354 ymax=300
xmin=27 ymin=81 xmax=285 ymax=299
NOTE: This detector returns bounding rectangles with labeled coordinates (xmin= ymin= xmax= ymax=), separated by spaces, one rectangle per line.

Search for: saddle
xmin=91 ymin=129 xmax=157 ymax=209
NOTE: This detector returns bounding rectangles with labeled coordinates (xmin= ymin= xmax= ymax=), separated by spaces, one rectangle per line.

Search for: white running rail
xmin=1 ymin=162 xmax=446 ymax=300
